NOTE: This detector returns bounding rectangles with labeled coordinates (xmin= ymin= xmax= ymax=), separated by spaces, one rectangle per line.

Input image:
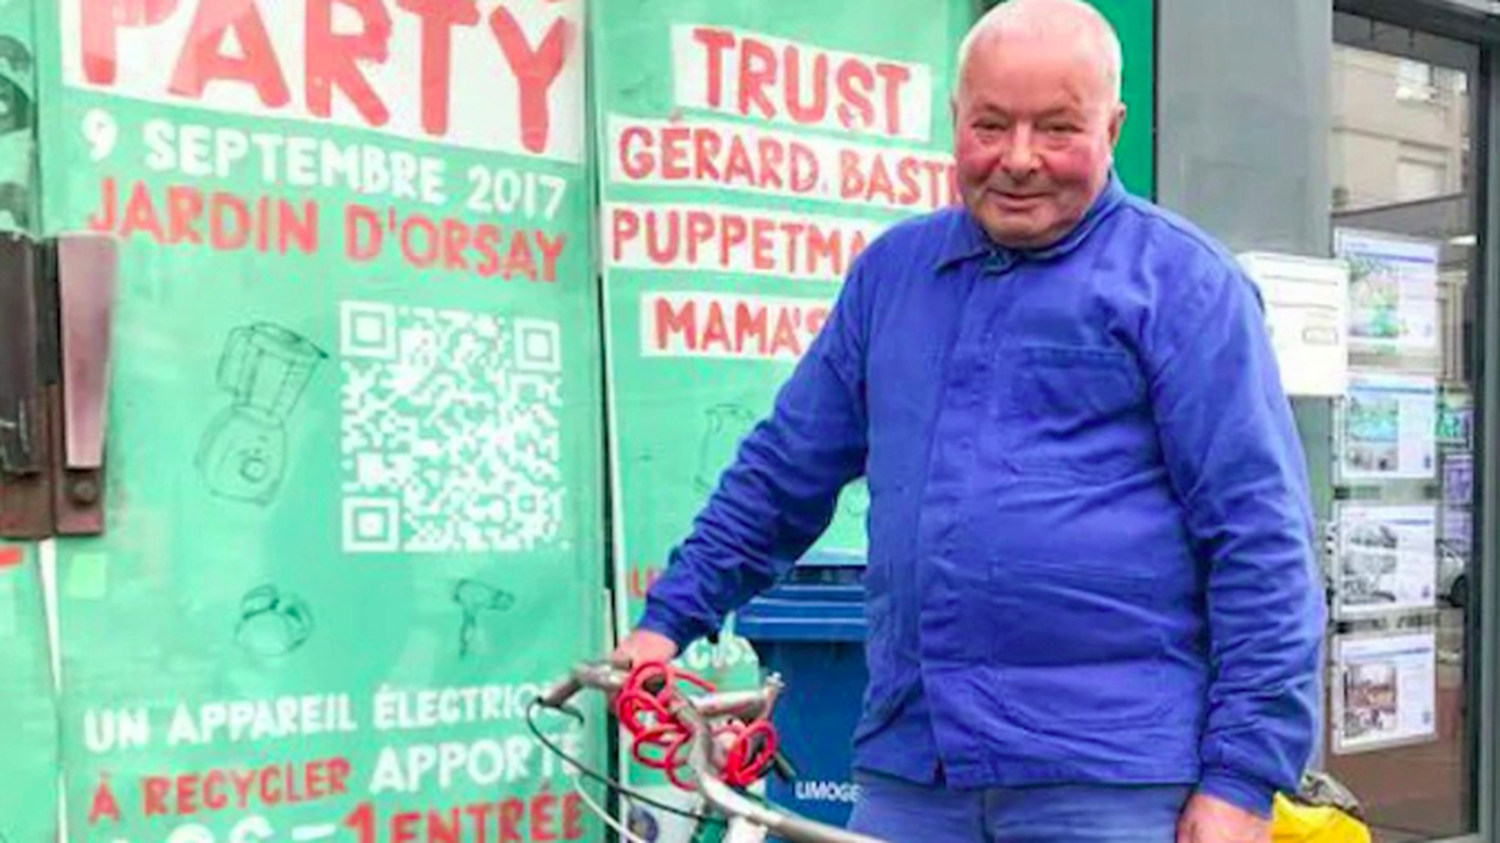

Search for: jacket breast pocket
xmin=999 ymin=344 xmax=1154 ymax=481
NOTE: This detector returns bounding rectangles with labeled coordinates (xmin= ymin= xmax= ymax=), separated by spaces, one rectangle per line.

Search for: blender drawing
xmin=196 ymin=323 xmax=327 ymax=505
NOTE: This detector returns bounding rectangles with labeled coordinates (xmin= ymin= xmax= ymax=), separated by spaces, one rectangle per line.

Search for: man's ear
xmin=1108 ymin=103 xmax=1126 ymax=148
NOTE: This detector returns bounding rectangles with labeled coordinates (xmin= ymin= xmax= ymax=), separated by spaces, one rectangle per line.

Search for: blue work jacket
xmin=638 ymin=173 xmax=1327 ymax=817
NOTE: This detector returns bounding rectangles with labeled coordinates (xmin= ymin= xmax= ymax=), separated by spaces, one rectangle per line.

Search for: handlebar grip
xmin=538 ymin=676 xmax=582 ymax=709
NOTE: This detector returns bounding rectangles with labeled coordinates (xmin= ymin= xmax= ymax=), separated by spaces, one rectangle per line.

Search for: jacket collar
xmin=936 ymin=171 xmax=1126 ymax=270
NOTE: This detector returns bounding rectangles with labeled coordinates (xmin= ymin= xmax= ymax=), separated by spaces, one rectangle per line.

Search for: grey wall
xmin=1156 ymin=0 xmax=1334 ymax=256
xmin=1157 ymin=0 xmax=1338 ymax=533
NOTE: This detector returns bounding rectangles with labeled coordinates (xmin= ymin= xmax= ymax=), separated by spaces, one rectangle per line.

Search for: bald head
xmin=958 ymin=0 xmax=1123 ymax=106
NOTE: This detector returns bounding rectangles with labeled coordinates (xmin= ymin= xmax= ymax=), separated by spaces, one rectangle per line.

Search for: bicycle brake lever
xmin=539 ymin=661 xmax=621 ymax=709
xmin=538 ymin=676 xmax=581 ymax=709
xmin=771 ymin=749 xmax=798 ymax=783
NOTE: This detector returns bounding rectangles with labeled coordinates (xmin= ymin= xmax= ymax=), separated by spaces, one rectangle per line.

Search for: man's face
xmin=953 ymin=34 xmax=1124 ymax=249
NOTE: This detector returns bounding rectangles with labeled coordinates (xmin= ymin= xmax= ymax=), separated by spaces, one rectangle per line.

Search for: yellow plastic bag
xmin=1272 ymin=792 xmax=1372 ymax=843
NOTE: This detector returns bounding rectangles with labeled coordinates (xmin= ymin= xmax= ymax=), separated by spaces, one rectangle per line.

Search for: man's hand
xmin=1177 ymin=794 xmax=1271 ymax=843
xmin=610 ymin=628 xmax=679 ymax=669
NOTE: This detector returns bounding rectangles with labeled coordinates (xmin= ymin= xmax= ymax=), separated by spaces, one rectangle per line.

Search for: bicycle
xmin=529 ymin=660 xmax=884 ymax=843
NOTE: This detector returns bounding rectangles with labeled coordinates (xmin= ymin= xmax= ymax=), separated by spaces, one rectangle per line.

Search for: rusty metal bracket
xmin=0 ymin=232 xmax=117 ymax=538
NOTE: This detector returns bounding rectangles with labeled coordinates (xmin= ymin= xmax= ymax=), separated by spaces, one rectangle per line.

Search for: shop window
xmin=1325 ymin=14 xmax=1481 ymax=842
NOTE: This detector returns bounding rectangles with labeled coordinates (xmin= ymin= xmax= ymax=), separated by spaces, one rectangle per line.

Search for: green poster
xmin=1079 ymin=0 xmax=1154 ymax=196
xmin=0 ymin=544 xmax=60 ymax=843
xmin=0 ymin=6 xmax=53 ymax=843
xmin=593 ymin=0 xmax=971 ymax=836
xmin=0 ymin=0 xmax=36 ymax=230
xmin=27 ymin=2 xmax=606 ymax=843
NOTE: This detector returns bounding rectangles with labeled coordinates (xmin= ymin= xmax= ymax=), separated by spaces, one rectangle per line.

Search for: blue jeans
xmin=846 ymin=772 xmax=1193 ymax=843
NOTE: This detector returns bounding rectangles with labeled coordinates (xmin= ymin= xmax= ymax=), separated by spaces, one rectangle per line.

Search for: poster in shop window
xmin=1440 ymin=450 xmax=1473 ymax=564
xmin=1437 ymin=388 xmax=1473 ymax=449
xmin=1334 ymin=228 xmax=1440 ymax=356
xmin=1337 ymin=372 xmax=1438 ymax=483
xmin=1331 ymin=503 xmax=1437 ymax=620
xmin=593 ymin=0 xmax=970 ymax=836
xmin=1332 ymin=632 xmax=1438 ymax=755
xmin=0 ymin=6 xmax=55 ymax=843
xmin=27 ymin=3 xmax=608 ymax=843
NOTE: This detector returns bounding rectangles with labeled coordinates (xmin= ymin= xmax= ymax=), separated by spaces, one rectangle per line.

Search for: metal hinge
xmin=0 ymin=232 xmax=118 ymax=538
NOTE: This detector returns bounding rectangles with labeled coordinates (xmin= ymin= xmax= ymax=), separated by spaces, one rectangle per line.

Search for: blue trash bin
xmin=736 ymin=563 xmax=867 ymax=829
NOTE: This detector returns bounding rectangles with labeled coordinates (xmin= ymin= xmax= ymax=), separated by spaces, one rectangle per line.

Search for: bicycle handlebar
xmin=542 ymin=661 xmax=781 ymax=718
xmin=539 ymin=662 xmax=884 ymax=843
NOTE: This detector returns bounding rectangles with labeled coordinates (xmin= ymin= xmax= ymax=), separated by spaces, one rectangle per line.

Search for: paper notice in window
xmin=1333 ymin=632 xmax=1438 ymax=754
xmin=1238 ymin=252 xmax=1350 ymax=397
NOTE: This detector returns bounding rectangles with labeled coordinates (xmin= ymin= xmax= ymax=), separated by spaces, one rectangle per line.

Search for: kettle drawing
xmin=196 ymin=324 xmax=327 ymax=505
xmin=694 ymin=404 xmax=758 ymax=494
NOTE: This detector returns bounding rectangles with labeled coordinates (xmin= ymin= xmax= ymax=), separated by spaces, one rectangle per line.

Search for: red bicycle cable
xmin=613 ymin=661 xmax=780 ymax=792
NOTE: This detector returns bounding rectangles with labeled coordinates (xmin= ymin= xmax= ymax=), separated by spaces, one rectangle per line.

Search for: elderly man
xmin=615 ymin=1 xmax=1326 ymax=841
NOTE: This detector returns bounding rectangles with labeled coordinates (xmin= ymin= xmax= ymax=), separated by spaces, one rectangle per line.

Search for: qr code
xmin=339 ymin=301 xmax=564 ymax=554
